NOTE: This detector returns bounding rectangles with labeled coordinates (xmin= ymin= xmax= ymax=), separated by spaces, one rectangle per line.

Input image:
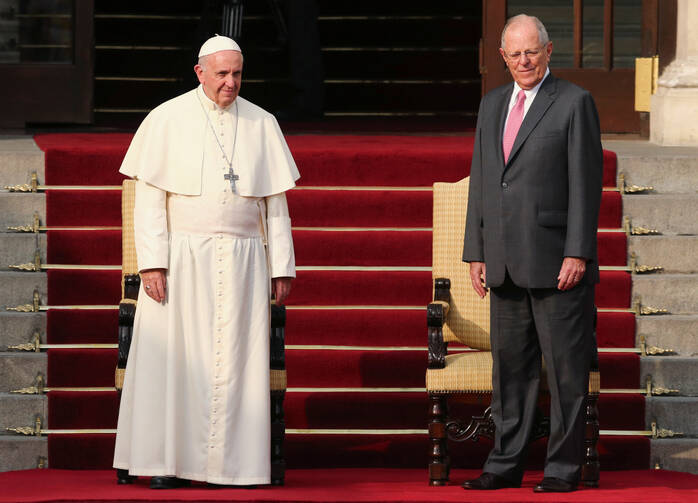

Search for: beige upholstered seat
xmin=425 ymin=177 xmax=600 ymax=487
xmin=427 ymin=351 xmax=493 ymax=393
xmin=116 ymin=179 xmax=288 ymax=484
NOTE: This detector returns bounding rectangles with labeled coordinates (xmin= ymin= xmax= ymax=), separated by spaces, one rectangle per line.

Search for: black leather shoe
xmin=116 ymin=469 xmax=137 ymax=484
xmin=533 ymin=477 xmax=577 ymax=493
xmin=462 ymin=472 xmax=520 ymax=490
xmin=150 ymin=476 xmax=191 ymax=489
xmin=207 ymin=483 xmax=258 ymax=489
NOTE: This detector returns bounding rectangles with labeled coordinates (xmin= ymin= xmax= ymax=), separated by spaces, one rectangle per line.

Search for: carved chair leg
xmin=428 ymin=393 xmax=450 ymax=486
xmin=270 ymin=390 xmax=286 ymax=486
xmin=581 ymin=392 xmax=600 ymax=487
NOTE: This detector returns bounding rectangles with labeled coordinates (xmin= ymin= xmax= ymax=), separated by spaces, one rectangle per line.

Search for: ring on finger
xmin=145 ymin=285 xmax=151 ymax=290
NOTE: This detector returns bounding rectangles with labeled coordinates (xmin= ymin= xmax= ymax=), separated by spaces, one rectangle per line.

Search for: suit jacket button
xmin=501 ymin=182 xmax=508 ymax=189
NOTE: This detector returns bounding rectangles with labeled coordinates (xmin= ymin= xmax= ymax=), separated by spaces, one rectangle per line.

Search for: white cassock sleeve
xmin=265 ymin=192 xmax=295 ymax=278
xmin=134 ymin=179 xmax=169 ymax=272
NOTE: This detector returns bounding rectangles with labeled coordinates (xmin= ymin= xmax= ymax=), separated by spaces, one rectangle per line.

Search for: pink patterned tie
xmin=502 ymin=89 xmax=526 ymax=164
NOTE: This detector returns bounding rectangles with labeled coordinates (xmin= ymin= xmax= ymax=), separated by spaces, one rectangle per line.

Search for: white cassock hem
xmin=112 ymin=463 xmax=270 ymax=485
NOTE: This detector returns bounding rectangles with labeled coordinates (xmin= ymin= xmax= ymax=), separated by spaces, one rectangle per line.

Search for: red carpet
xmin=33 ymin=134 xmax=617 ymax=187
xmin=47 ymin=391 xmax=645 ymax=431
xmin=45 ymin=229 xmax=628 ymax=267
xmin=47 ymin=230 xmax=122 ymax=265
xmin=46 ymin=310 xmax=118 ymax=345
xmin=44 ymin=268 xmax=632 ymax=308
xmin=46 ymin=434 xmax=650 ymax=472
xmin=43 ymin=187 xmax=623 ymax=228
xmin=43 ymin=308 xmax=636 ymax=348
xmin=32 ymin=133 xmax=645 ymax=472
xmin=2 ymin=468 xmax=696 ymax=503
xmin=46 ymin=349 xmax=640 ymax=390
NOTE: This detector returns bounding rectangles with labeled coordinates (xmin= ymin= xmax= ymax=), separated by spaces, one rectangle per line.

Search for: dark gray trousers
xmin=483 ymin=272 xmax=596 ymax=483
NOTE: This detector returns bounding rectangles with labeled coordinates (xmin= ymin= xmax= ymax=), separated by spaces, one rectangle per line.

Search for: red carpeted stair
xmin=4 ymin=468 xmax=697 ymax=503
xmin=33 ymin=133 xmax=646 ymax=473
xmin=44 ymin=268 xmax=632 ymax=307
xmin=45 ymin=228 xmax=629 ymax=267
xmin=44 ymin=308 xmax=635 ymax=348
xmin=46 ymin=349 xmax=639 ymax=391
xmin=45 ymin=185 xmax=623 ymax=228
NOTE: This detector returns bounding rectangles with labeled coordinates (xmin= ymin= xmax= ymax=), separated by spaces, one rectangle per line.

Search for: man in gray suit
xmin=461 ymin=14 xmax=603 ymax=493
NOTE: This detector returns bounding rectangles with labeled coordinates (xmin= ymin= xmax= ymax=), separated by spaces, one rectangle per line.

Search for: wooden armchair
xmin=115 ymin=179 xmax=288 ymax=485
xmin=425 ymin=178 xmax=600 ymax=487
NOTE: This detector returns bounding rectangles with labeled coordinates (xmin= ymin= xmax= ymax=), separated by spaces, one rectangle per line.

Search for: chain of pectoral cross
xmin=197 ymin=93 xmax=240 ymax=192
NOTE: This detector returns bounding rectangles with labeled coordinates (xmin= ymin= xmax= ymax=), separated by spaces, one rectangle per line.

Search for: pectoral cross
xmin=224 ymin=166 xmax=239 ymax=192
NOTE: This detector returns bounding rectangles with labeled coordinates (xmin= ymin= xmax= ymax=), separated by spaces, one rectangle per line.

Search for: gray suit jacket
xmin=462 ymin=74 xmax=603 ymax=288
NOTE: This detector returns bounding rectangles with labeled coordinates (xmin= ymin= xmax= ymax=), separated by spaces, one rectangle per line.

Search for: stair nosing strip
xmin=293 ymin=186 xmax=432 ymax=191
xmin=31 ymin=265 xmax=629 ymax=272
xmin=23 ymin=186 xmax=620 ymax=192
xmin=94 ymin=14 xmax=200 ymax=20
xmin=317 ymin=16 xmax=471 ymax=21
xmin=24 ymin=226 xmax=626 ymax=233
xmin=37 ymin=344 xmax=639 ymax=354
xmin=30 ymin=386 xmax=647 ymax=394
xmin=34 ymin=305 xmax=636 ymax=312
xmin=292 ymin=227 xmax=433 ymax=231
xmin=36 ymin=428 xmax=653 ymax=436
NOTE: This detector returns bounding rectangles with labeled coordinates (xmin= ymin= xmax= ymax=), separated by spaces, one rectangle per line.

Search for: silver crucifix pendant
xmin=224 ymin=166 xmax=239 ymax=192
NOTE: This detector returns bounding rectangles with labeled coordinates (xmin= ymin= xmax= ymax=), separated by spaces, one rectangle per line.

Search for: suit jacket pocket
xmin=537 ymin=210 xmax=568 ymax=227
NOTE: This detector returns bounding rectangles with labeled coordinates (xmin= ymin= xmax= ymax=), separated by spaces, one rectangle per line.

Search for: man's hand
xmin=469 ymin=261 xmax=488 ymax=298
xmin=272 ymin=277 xmax=293 ymax=305
xmin=140 ymin=268 xmax=167 ymax=303
xmin=557 ymin=257 xmax=586 ymax=291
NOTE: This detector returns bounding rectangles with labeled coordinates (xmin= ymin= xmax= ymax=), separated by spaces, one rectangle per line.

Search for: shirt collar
xmin=197 ymin=85 xmax=235 ymax=112
xmin=512 ymin=67 xmax=550 ymax=100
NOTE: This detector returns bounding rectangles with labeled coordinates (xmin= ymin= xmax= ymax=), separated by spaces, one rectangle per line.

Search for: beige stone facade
xmin=651 ymin=0 xmax=698 ymax=146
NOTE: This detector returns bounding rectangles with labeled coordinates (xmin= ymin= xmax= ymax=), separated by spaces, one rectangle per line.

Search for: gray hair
xmin=501 ymin=14 xmax=550 ymax=49
xmin=197 ymin=52 xmax=244 ymax=70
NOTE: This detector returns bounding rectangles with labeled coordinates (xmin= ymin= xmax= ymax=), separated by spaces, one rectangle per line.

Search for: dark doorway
xmin=0 ymin=0 xmax=94 ymax=129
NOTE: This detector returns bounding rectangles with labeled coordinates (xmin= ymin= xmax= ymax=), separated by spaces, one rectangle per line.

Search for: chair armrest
xmin=433 ymin=277 xmax=451 ymax=303
xmin=270 ymin=303 xmax=286 ymax=371
xmin=428 ymin=278 xmax=451 ymax=370
xmin=116 ymin=299 xmax=137 ymax=390
xmin=123 ymin=274 xmax=140 ymax=300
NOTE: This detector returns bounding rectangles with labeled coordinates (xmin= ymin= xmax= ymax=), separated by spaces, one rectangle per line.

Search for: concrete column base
xmin=651 ymin=86 xmax=698 ymax=146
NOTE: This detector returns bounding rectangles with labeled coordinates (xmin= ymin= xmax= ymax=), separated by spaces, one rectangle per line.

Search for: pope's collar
xmin=196 ymin=85 xmax=236 ymax=112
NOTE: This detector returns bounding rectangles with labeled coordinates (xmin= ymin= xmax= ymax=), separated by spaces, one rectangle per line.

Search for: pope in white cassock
xmin=113 ymin=35 xmax=300 ymax=489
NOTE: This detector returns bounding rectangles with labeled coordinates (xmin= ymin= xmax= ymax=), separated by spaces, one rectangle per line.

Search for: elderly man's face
xmin=499 ymin=20 xmax=552 ymax=90
xmin=195 ymin=50 xmax=243 ymax=108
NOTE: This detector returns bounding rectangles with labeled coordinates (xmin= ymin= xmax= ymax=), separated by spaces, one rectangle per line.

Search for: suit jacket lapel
xmin=495 ymin=85 xmax=514 ymax=173
xmin=505 ymin=74 xmax=558 ymax=168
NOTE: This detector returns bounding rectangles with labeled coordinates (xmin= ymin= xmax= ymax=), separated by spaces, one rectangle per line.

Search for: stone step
xmin=0 ymin=353 xmax=47 ymax=393
xmin=0 ymin=193 xmax=45 ymax=230
xmin=623 ymin=194 xmax=698 ymax=236
xmin=632 ymin=274 xmax=698 ymax=315
xmin=604 ymin=140 xmax=698 ymax=195
xmin=646 ymin=397 xmax=698 ymax=436
xmin=630 ymin=235 xmax=698 ymax=274
xmin=651 ymin=438 xmax=698 ymax=475
xmin=0 ymin=312 xmax=46 ymax=352
xmin=637 ymin=315 xmax=698 ymax=357
xmin=0 ymin=233 xmax=46 ymax=271
xmin=0 ymin=437 xmax=47 ymax=472
xmin=0 ymin=136 xmax=44 ymax=187
xmin=0 ymin=271 xmax=47 ymax=308
xmin=0 ymin=393 xmax=46 ymax=431
xmin=641 ymin=357 xmax=698 ymax=396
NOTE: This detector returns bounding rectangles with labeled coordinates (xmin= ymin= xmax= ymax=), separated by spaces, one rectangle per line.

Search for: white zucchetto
xmin=198 ymin=34 xmax=242 ymax=58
